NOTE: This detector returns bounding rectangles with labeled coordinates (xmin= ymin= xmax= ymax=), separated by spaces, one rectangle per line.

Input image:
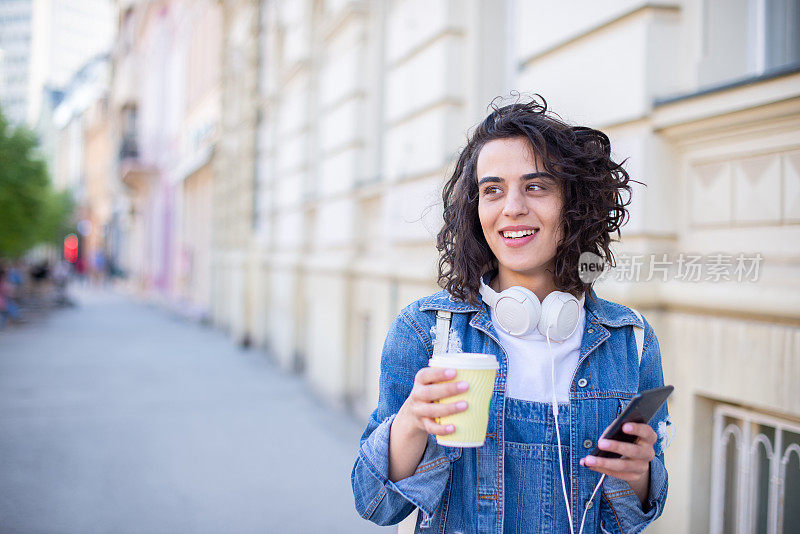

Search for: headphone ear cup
xmin=538 ymin=292 xmax=581 ymax=341
xmin=494 ymin=286 xmax=541 ymax=336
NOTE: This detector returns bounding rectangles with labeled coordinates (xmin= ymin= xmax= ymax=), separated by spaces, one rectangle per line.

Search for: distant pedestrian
xmin=53 ymin=260 xmax=73 ymax=307
xmin=79 ymin=256 xmax=90 ymax=285
xmin=0 ymin=267 xmax=22 ymax=328
xmin=8 ymin=263 xmax=23 ymax=288
xmin=91 ymin=250 xmax=108 ymax=286
xmin=29 ymin=261 xmax=50 ymax=285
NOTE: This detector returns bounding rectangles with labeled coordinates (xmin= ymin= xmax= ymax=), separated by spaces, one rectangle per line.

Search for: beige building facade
xmin=82 ymin=94 xmax=113 ymax=270
xmin=172 ymin=0 xmax=223 ymax=318
xmin=109 ymin=0 xmax=800 ymax=531
xmin=238 ymin=1 xmax=800 ymax=532
xmin=211 ymin=0 xmax=260 ymax=339
xmin=51 ymin=56 xmax=114 ymax=272
xmin=111 ymin=0 xmax=223 ymax=314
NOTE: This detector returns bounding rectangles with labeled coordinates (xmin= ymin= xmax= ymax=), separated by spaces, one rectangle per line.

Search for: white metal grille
xmin=710 ymin=405 xmax=800 ymax=534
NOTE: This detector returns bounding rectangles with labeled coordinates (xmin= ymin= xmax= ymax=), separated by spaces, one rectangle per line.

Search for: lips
xmin=500 ymin=225 xmax=538 ymax=234
xmin=501 ymin=229 xmax=536 ymax=239
xmin=499 ymin=226 xmax=539 ymax=247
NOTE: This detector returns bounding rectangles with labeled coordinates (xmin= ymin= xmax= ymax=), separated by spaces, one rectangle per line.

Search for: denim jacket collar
xmin=418 ymin=291 xmax=482 ymax=314
xmin=418 ymin=287 xmax=643 ymax=329
xmin=584 ymin=290 xmax=644 ymax=328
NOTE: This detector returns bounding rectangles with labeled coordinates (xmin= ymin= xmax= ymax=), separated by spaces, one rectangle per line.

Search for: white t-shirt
xmin=490 ymin=296 xmax=585 ymax=404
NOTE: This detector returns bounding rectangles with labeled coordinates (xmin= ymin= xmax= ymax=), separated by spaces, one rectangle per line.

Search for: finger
xmin=581 ymin=455 xmax=649 ymax=476
xmin=622 ymin=423 xmax=658 ymax=445
xmin=597 ymin=438 xmax=654 ymax=461
xmin=412 ymin=381 xmax=468 ymax=402
xmin=416 ymin=366 xmax=457 ymax=385
xmin=416 ymin=400 xmax=468 ymax=419
xmin=422 ymin=418 xmax=455 ymax=436
xmin=580 ymin=463 xmax=644 ymax=482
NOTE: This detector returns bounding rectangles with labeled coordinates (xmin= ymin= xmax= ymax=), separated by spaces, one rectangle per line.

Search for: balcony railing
xmin=710 ymin=404 xmax=800 ymax=534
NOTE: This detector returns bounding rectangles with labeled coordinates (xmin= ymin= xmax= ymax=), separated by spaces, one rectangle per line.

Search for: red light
xmin=64 ymin=234 xmax=79 ymax=263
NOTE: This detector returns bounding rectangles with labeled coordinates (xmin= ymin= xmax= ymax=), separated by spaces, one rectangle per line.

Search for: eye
xmin=527 ymin=182 xmax=545 ymax=192
xmin=481 ymin=185 xmax=501 ymax=196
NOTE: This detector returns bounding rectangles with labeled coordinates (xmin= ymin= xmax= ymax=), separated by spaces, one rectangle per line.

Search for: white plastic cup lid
xmin=429 ymin=353 xmax=499 ymax=370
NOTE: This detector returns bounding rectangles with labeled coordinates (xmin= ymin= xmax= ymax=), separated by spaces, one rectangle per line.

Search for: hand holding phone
xmin=589 ymin=385 xmax=673 ymax=459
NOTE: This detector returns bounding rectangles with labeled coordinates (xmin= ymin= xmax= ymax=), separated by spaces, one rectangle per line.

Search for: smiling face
xmin=476 ymin=137 xmax=564 ymax=295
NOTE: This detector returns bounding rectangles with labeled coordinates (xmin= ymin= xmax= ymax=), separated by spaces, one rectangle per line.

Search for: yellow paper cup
xmin=428 ymin=353 xmax=499 ymax=447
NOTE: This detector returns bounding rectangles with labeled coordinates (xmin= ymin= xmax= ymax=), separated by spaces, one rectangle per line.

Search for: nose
xmin=501 ymin=187 xmax=528 ymax=217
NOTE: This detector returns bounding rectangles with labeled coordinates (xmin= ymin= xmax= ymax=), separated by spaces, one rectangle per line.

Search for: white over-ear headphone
xmin=479 ymin=279 xmax=583 ymax=341
xmin=481 ymin=276 xmax=600 ymax=534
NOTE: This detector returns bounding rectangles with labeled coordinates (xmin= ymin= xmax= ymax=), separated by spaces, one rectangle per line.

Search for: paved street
xmin=0 ymin=286 xmax=392 ymax=534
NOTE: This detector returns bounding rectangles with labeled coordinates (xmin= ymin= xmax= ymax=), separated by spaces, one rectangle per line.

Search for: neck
xmin=491 ymin=268 xmax=560 ymax=302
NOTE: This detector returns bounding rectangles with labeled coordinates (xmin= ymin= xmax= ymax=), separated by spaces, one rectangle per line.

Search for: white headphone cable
xmin=578 ymin=474 xmax=606 ymax=534
xmin=547 ymin=325 xmax=606 ymax=534
xmin=547 ymin=326 xmax=575 ymax=534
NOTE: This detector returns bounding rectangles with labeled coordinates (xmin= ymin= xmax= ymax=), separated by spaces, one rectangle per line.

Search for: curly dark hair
xmin=436 ymin=96 xmax=635 ymax=305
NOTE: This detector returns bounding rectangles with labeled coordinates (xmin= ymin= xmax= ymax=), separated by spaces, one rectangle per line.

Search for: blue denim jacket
xmin=352 ymin=289 xmax=670 ymax=533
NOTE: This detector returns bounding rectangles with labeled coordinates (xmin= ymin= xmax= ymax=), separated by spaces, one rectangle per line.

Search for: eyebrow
xmin=477 ymin=172 xmax=553 ymax=186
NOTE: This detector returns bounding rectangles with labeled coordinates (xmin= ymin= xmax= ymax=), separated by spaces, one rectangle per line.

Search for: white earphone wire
xmin=547 ymin=326 xmax=575 ymax=534
xmin=578 ymin=474 xmax=606 ymax=534
xmin=547 ymin=325 xmax=605 ymax=534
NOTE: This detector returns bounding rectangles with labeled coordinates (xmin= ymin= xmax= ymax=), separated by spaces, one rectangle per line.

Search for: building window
xmin=763 ymin=0 xmax=800 ymax=70
xmin=710 ymin=405 xmax=800 ymax=533
xmin=701 ymin=0 xmax=800 ymax=86
xmin=119 ymin=104 xmax=138 ymax=160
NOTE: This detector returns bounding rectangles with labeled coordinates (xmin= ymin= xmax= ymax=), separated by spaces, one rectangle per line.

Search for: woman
xmin=351 ymin=99 xmax=670 ymax=533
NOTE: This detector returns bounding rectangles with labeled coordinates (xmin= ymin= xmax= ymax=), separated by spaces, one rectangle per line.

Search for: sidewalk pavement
xmin=0 ymin=286 xmax=393 ymax=534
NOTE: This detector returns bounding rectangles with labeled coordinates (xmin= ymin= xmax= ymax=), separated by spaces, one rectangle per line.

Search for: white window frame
xmin=747 ymin=0 xmax=768 ymax=74
xmin=710 ymin=404 xmax=800 ymax=534
xmin=748 ymin=0 xmax=800 ymax=75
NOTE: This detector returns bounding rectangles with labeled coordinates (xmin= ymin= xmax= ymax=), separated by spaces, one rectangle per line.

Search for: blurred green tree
xmin=0 ymin=108 xmax=73 ymax=258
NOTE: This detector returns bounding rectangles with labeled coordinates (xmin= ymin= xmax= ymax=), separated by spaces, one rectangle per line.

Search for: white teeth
xmin=502 ymin=229 xmax=537 ymax=239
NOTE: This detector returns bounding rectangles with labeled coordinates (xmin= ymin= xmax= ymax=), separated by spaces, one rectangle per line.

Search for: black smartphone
xmin=589 ymin=385 xmax=674 ymax=458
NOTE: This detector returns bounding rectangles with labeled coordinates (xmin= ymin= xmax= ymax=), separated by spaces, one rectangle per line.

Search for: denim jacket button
xmin=583 ymin=439 xmax=593 ymax=449
xmin=585 ymin=500 xmax=594 ymax=510
xmin=578 ymin=378 xmax=588 ymax=388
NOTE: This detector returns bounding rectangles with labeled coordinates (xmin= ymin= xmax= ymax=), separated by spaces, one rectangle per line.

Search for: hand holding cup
xmin=398 ymin=366 xmax=470 ymax=438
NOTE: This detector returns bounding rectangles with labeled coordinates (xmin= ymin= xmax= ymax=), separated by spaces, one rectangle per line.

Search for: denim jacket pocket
xmin=617 ymin=395 xmax=633 ymax=415
xmin=503 ymin=400 xmax=572 ymax=534
xmin=504 ymin=442 xmax=548 ymax=534
xmin=411 ymin=444 xmax=461 ymax=477
xmin=607 ymin=395 xmax=636 ymax=439
xmin=593 ymin=395 xmax=631 ymax=441
xmin=445 ymin=446 xmax=462 ymax=462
